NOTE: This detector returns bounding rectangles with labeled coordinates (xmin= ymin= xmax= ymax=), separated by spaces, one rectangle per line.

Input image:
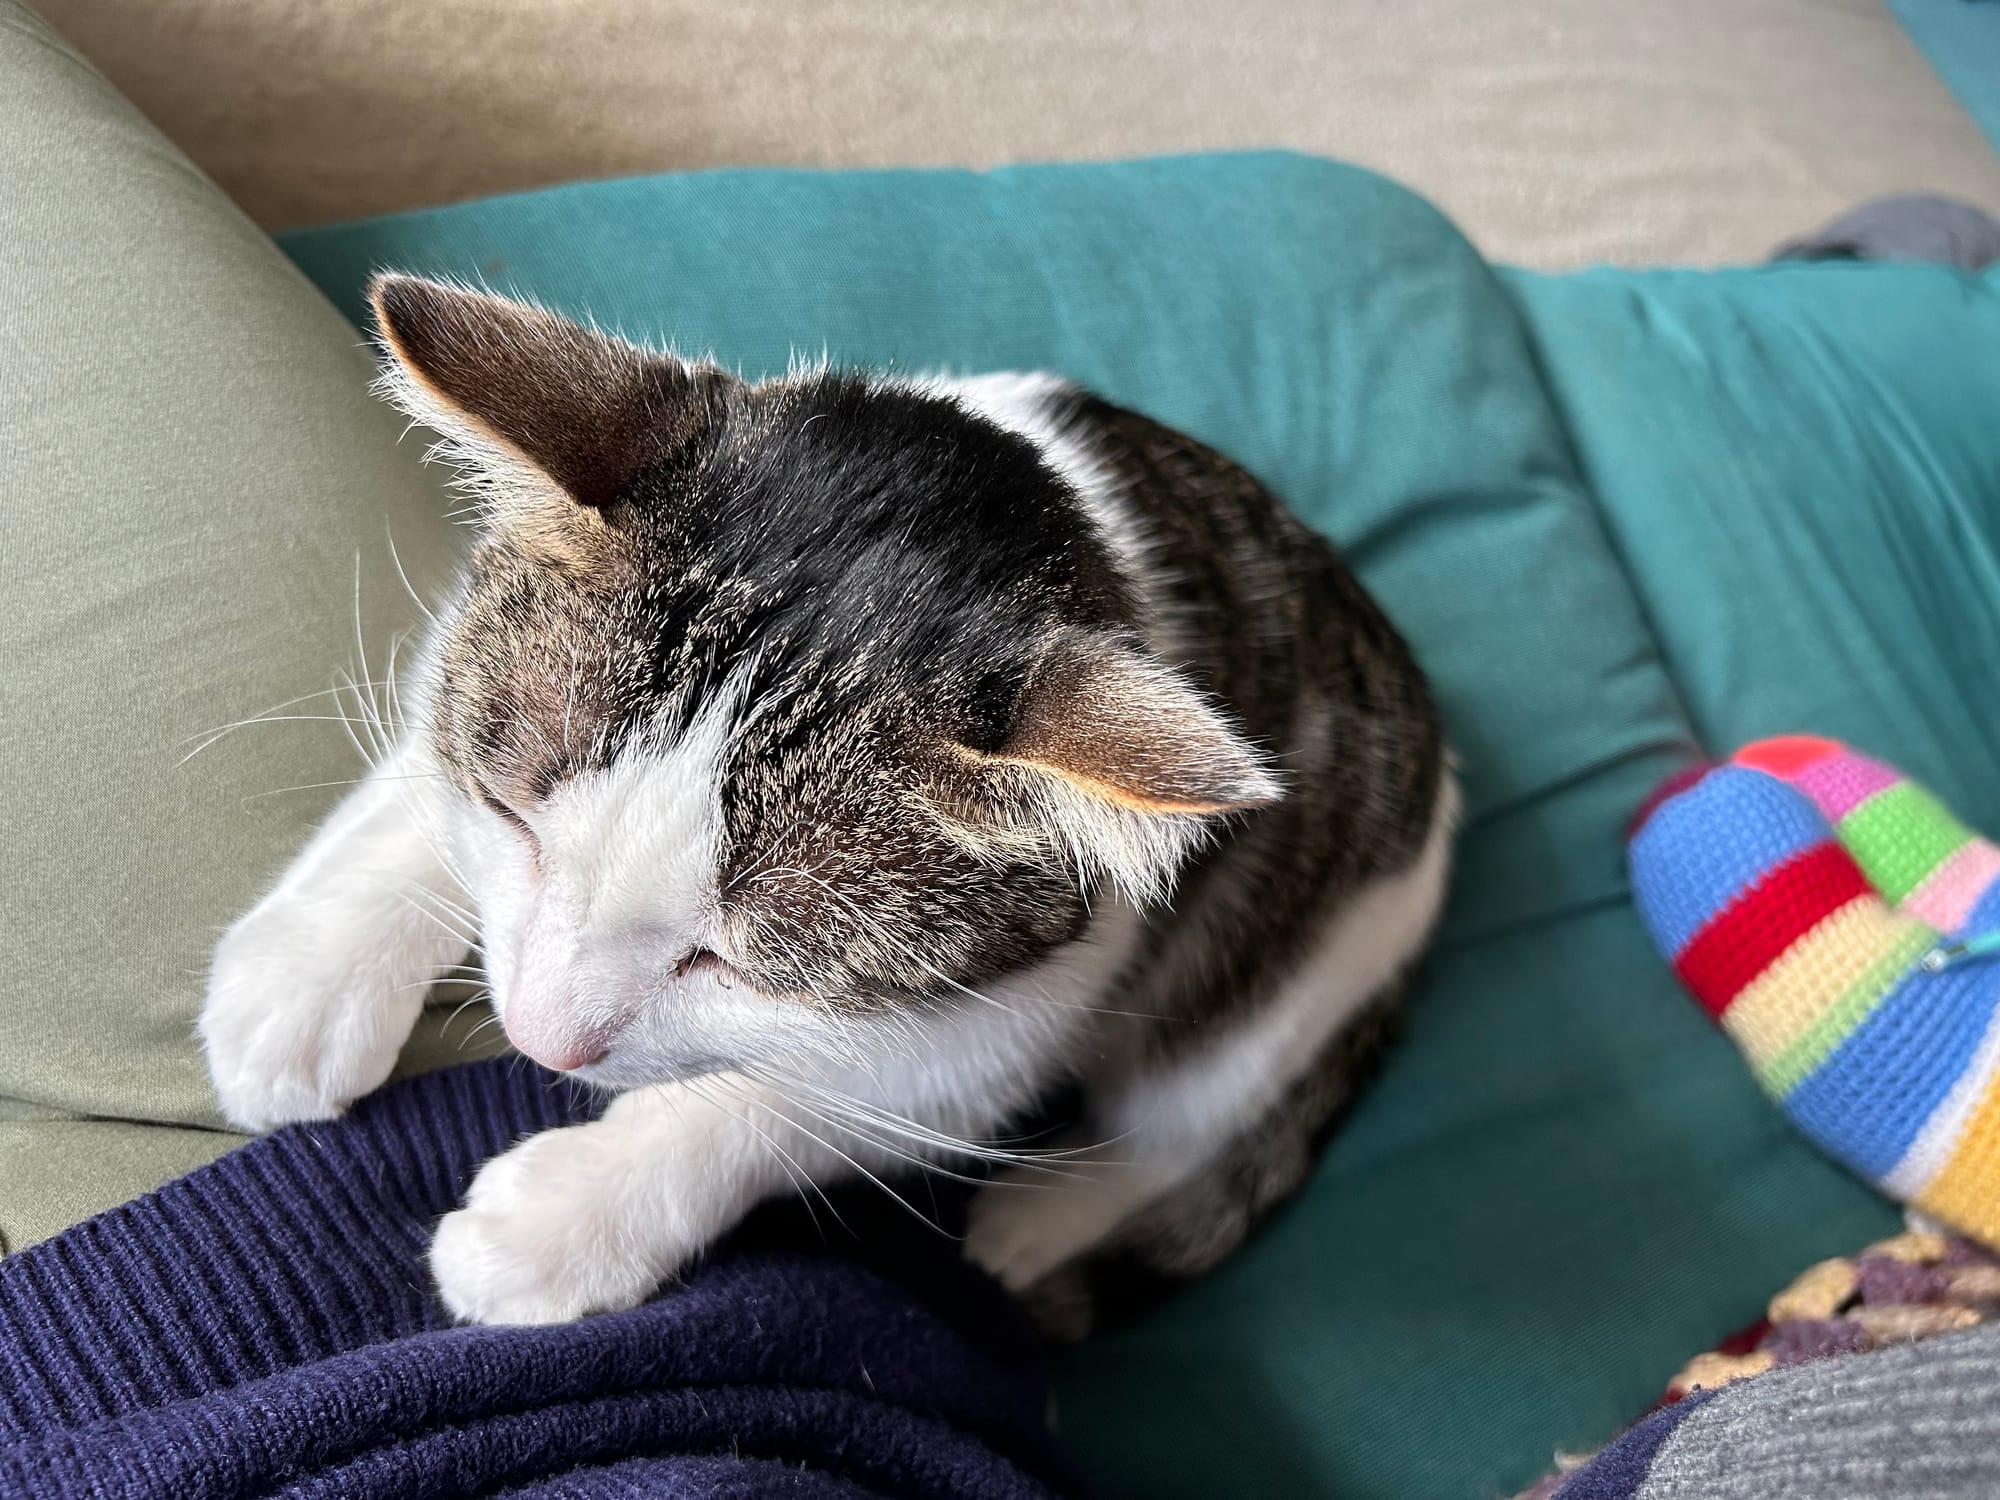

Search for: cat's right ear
xmin=368 ymin=274 xmax=701 ymax=530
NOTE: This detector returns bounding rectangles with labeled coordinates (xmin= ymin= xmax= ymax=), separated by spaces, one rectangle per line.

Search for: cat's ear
xmin=965 ymin=636 xmax=1281 ymax=902
xmin=998 ymin=638 xmax=1281 ymax=815
xmin=368 ymin=274 xmax=697 ymax=523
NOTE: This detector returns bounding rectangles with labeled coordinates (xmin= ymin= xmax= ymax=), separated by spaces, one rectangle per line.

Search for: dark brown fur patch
xmin=1054 ymin=393 xmax=1444 ymax=1056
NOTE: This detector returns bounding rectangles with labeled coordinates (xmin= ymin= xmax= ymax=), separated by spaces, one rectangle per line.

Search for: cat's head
xmin=371 ymin=275 xmax=1279 ymax=1087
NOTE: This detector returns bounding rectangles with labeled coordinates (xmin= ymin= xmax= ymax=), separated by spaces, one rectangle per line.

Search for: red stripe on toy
xmin=1732 ymin=735 xmax=1843 ymax=779
xmin=1674 ymin=841 xmax=1871 ymax=1018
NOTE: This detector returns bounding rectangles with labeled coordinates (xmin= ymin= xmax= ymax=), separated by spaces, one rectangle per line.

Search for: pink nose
xmin=515 ymin=1036 xmax=610 ymax=1072
xmin=501 ymin=1010 xmax=623 ymax=1072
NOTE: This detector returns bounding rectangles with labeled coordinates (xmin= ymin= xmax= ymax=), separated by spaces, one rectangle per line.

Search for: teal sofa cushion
xmin=1506 ymin=264 xmax=2000 ymax=826
xmin=278 ymin=152 xmax=2000 ymax=1498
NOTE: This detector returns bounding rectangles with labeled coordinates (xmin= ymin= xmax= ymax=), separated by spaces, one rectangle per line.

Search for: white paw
xmin=964 ymin=1165 xmax=1140 ymax=1292
xmin=432 ymin=1125 xmax=678 ymax=1325
xmin=199 ymin=897 xmax=432 ymax=1131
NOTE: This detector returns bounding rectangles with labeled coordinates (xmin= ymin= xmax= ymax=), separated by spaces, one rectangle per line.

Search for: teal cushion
xmin=274 ymin=152 xmax=2000 ymax=1497
xmin=1506 ymin=263 xmax=2000 ymax=831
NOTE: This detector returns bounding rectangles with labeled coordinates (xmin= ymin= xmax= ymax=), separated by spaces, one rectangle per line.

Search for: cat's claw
xmin=431 ymin=1125 xmax=670 ymax=1324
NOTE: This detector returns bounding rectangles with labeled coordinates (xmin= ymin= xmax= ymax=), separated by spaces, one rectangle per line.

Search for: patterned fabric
xmin=1516 ymin=1229 xmax=2000 ymax=1500
xmin=1662 ymin=1228 xmax=2000 ymax=1399
xmin=1630 ymin=735 xmax=2000 ymax=1246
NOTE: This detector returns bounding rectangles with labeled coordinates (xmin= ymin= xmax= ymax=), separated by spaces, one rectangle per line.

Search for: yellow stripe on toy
xmin=1917 ymin=1071 xmax=2000 ymax=1246
xmin=1723 ymin=896 xmax=1917 ymax=1077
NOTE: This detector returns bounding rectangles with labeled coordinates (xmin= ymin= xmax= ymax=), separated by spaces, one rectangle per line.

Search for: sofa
xmin=6 ymin=2 xmax=2000 ymax=1495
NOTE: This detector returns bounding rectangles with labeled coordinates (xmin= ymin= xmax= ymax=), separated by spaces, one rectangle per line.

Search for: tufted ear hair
xmin=961 ymin=634 xmax=1282 ymax=903
xmin=368 ymin=274 xmax=710 ymax=532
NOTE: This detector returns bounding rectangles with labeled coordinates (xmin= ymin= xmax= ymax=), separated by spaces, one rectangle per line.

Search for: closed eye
xmin=475 ymin=782 xmax=539 ymax=848
xmin=673 ymin=946 xmax=738 ymax=985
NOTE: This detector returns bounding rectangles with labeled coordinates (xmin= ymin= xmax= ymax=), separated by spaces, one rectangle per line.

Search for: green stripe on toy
xmin=1839 ymin=782 xmax=1976 ymax=905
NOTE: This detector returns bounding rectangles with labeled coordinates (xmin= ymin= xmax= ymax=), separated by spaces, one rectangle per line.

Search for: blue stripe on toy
xmin=1783 ymin=960 xmax=2000 ymax=1179
xmin=1631 ymin=766 xmax=1832 ymax=957
xmin=1955 ymin=879 xmax=2000 ymax=943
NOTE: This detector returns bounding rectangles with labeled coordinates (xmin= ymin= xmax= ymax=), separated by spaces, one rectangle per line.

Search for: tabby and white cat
xmin=200 ymin=276 xmax=1454 ymax=1338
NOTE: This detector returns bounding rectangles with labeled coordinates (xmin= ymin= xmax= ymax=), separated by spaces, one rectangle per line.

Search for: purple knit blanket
xmin=0 ymin=1060 xmax=1077 ymax=1499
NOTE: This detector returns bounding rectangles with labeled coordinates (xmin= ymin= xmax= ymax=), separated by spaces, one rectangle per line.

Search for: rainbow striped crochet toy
xmin=1630 ymin=735 xmax=2000 ymax=1248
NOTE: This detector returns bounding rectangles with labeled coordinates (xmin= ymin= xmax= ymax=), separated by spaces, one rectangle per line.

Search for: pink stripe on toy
xmin=1791 ymin=751 xmax=1904 ymax=822
xmin=1906 ymin=840 xmax=2000 ymax=935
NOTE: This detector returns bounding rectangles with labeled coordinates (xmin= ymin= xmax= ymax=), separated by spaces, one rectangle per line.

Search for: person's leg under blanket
xmin=1547 ymin=1323 xmax=2000 ymax=1500
xmin=0 ymin=1057 xmax=1077 ymax=1498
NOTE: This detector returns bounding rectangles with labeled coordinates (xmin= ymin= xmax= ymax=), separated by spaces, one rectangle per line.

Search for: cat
xmin=199 ymin=274 xmax=1455 ymax=1338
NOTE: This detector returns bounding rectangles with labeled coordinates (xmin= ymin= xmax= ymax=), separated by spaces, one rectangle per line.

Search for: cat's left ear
xmin=368 ymin=274 xmax=700 ymax=523
xmin=963 ymin=635 xmax=1282 ymax=902
xmin=994 ymin=637 xmax=1281 ymax=815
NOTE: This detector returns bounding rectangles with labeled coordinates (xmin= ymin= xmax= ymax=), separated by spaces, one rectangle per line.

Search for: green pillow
xmin=0 ymin=0 xmax=492 ymax=1249
xmin=282 ymin=153 xmax=1924 ymax=1498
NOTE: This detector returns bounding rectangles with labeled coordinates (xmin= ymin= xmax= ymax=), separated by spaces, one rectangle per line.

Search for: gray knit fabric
xmin=1637 ymin=1324 xmax=2000 ymax=1499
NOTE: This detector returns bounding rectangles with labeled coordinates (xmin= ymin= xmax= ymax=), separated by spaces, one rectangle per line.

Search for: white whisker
xmin=384 ymin=521 xmax=441 ymax=627
xmin=690 ymin=1074 xmax=847 ymax=1242
xmin=719 ymin=1077 xmax=949 ymax=1237
xmin=239 ymin=770 xmax=444 ymax=804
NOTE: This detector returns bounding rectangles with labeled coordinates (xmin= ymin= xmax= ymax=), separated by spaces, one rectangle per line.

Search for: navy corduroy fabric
xmin=1550 ymin=1393 xmax=1712 ymax=1500
xmin=0 ymin=1059 xmax=1075 ymax=1499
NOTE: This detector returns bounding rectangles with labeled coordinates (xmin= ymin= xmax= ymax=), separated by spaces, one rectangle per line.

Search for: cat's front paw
xmin=965 ymin=1164 xmax=1138 ymax=1292
xmin=431 ymin=1125 xmax=673 ymax=1324
xmin=200 ymin=898 xmax=431 ymax=1131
